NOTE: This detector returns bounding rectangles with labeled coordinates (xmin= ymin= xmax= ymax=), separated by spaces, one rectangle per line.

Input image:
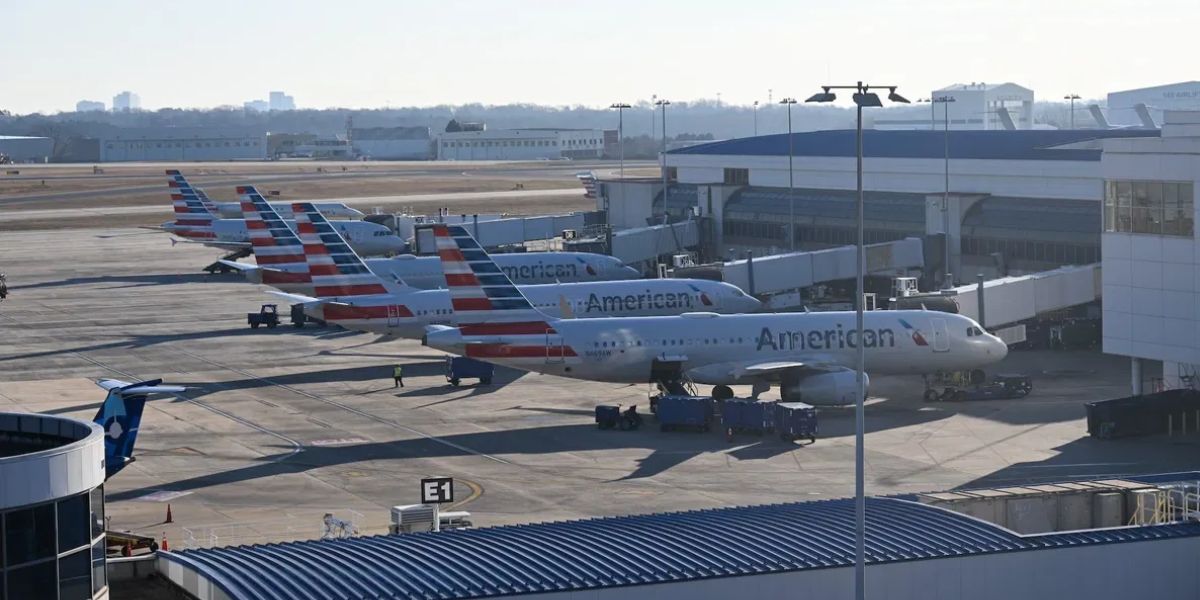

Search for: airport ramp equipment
xmin=610 ymin=220 xmax=700 ymax=265
xmin=685 ymin=237 xmax=925 ymax=296
xmin=945 ymin=263 xmax=1100 ymax=329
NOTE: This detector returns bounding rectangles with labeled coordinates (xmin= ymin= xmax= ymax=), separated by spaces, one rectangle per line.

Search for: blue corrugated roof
xmin=162 ymin=495 xmax=1200 ymax=600
xmin=668 ymin=129 xmax=1159 ymax=161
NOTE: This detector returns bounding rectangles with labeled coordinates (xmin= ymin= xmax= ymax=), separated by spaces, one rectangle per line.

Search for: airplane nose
xmin=619 ymin=265 xmax=641 ymax=279
xmin=743 ymin=296 xmax=764 ymax=312
xmin=990 ymin=334 xmax=1008 ymax=360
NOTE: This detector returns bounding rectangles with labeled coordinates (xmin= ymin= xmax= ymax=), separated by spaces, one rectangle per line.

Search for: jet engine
xmin=781 ymin=370 xmax=869 ymax=406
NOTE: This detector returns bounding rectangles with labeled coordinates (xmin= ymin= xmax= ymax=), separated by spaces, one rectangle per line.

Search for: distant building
xmin=98 ymin=127 xmax=266 ymax=162
xmin=0 ymin=135 xmax=54 ymax=162
xmin=351 ymin=127 xmax=433 ymax=160
xmin=1107 ymin=81 xmax=1200 ymax=127
xmin=438 ymin=128 xmax=609 ymax=160
xmin=875 ymin=82 xmax=1034 ymax=131
xmin=111 ymin=91 xmax=141 ymax=112
xmin=75 ymin=100 xmax=105 ymax=112
xmin=243 ymin=99 xmax=269 ymax=112
xmin=269 ymin=91 xmax=295 ymax=111
xmin=292 ymin=137 xmax=354 ymax=159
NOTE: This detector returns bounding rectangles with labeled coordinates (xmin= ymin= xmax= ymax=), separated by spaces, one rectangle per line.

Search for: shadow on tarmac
xmin=10 ymin=272 xmax=236 ymax=291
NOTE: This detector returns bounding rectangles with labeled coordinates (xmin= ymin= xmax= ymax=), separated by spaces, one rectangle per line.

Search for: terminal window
xmin=1105 ymin=180 xmax=1194 ymax=236
xmin=723 ymin=168 xmax=750 ymax=186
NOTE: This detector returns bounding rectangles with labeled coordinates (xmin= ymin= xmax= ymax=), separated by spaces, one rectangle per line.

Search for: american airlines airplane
xmin=159 ymin=174 xmax=404 ymax=257
xmin=166 ymin=170 xmax=363 ymax=219
xmin=222 ymin=187 xmax=640 ymax=293
xmin=422 ymin=225 xmax=1009 ymax=406
xmin=270 ymin=200 xmax=759 ymax=339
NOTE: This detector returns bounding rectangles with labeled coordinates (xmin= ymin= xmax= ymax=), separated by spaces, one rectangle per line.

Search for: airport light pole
xmin=753 ymin=101 xmax=759 ymax=136
xmin=656 ymin=99 xmax=671 ymax=218
xmin=929 ymin=96 xmax=956 ymax=286
xmin=1064 ymin=94 xmax=1081 ymax=129
xmin=780 ymin=97 xmax=798 ymax=251
xmin=610 ymin=103 xmax=631 ymax=253
xmin=807 ymin=82 xmax=909 ymax=600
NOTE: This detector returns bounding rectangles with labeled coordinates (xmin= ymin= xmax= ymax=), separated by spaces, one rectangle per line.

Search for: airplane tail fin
xmin=167 ymin=171 xmax=216 ymax=240
xmin=236 ymin=186 xmax=309 ymax=284
xmin=292 ymin=202 xmax=408 ymax=298
xmin=167 ymin=170 xmax=219 ymax=216
xmin=92 ymin=378 xmax=183 ymax=479
xmin=432 ymin=224 xmax=557 ymax=325
xmin=1088 ymin=104 xmax=1110 ymax=129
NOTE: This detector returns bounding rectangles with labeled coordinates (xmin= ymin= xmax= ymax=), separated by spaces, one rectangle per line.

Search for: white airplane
xmin=422 ymin=224 xmax=1009 ymax=405
xmin=158 ymin=175 xmax=404 ymax=257
xmin=269 ymin=201 xmax=760 ymax=339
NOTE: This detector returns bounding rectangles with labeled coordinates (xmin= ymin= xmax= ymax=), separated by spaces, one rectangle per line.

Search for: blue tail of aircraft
xmin=92 ymin=378 xmax=184 ymax=479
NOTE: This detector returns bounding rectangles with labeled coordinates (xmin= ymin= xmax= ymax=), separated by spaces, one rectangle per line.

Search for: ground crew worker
xmin=393 ymin=364 xmax=404 ymax=388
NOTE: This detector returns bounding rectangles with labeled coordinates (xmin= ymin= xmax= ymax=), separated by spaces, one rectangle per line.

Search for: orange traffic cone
xmin=165 ymin=504 xmax=173 ymax=524
xmin=160 ymin=532 xmax=169 ymax=552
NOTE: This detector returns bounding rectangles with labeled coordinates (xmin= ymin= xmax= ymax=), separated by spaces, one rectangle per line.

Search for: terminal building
xmin=0 ymin=135 xmax=54 ymax=162
xmin=595 ymin=109 xmax=1200 ymax=394
xmin=0 ymin=412 xmax=108 ymax=599
xmin=438 ymin=128 xmax=610 ymax=161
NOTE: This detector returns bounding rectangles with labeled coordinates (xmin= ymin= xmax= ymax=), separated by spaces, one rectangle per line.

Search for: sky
xmin=2 ymin=0 xmax=1196 ymax=114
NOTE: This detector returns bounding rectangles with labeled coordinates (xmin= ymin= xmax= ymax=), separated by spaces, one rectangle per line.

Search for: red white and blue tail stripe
xmin=167 ymin=170 xmax=216 ymax=240
xmin=293 ymin=203 xmax=391 ymax=299
xmin=166 ymin=170 xmax=219 ymax=216
xmin=237 ymin=186 xmax=310 ymax=284
xmin=432 ymin=224 xmax=574 ymax=360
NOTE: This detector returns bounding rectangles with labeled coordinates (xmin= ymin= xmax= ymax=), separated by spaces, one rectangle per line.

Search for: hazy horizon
xmin=3 ymin=0 xmax=1196 ymax=114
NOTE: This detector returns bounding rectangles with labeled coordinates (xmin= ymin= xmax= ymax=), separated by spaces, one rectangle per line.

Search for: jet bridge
xmin=675 ymin=237 xmax=926 ymax=296
xmin=942 ymin=263 xmax=1101 ymax=329
xmin=412 ymin=212 xmax=589 ymax=253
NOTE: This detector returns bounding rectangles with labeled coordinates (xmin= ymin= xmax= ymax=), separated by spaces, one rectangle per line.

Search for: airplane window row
xmin=594 ymin=337 xmax=747 ymax=349
xmin=417 ymin=309 xmax=452 ymax=316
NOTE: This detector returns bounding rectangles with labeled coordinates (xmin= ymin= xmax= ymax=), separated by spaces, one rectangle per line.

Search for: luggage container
xmin=721 ymin=398 xmax=775 ymax=435
xmin=595 ymin=404 xmax=643 ymax=430
xmin=656 ymin=395 xmax=714 ymax=432
xmin=775 ymin=402 xmax=818 ymax=443
xmin=445 ymin=356 xmax=494 ymax=386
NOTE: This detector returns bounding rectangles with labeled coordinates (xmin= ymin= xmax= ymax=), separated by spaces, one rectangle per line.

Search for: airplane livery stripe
xmin=465 ymin=344 xmax=578 ymax=359
xmin=322 ymin=304 xmax=414 ymax=320
xmin=459 ymin=322 xmax=556 ymax=335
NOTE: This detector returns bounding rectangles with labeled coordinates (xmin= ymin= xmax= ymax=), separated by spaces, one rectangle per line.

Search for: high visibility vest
xmin=393 ymin=365 xmax=404 ymax=378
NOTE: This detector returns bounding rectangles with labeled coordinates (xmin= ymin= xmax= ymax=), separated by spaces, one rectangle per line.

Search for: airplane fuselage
xmin=307 ymin=279 xmax=761 ymax=338
xmin=425 ymin=310 xmax=1007 ymax=384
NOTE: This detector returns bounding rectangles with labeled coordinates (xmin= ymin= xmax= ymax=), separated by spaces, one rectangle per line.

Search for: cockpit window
xmin=967 ymin=327 xmax=984 ymax=337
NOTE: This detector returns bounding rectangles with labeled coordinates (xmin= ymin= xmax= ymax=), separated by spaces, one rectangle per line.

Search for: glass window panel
xmin=1116 ymin=181 xmax=1133 ymax=232
xmin=6 ymin=560 xmax=55 ymax=599
xmin=59 ymin=548 xmax=91 ymax=600
xmin=1181 ymin=183 xmax=1195 ymax=237
xmin=5 ymin=504 xmax=56 ymax=565
xmin=1147 ymin=182 xmax=1164 ymax=234
xmin=91 ymin=540 xmax=106 ymax=594
xmin=90 ymin=486 xmax=105 ymax=541
xmin=58 ymin=494 xmax=90 ymax=552
xmin=1104 ymin=181 xmax=1117 ymax=231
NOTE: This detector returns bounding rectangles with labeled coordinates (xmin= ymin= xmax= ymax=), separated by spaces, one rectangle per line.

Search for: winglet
xmin=558 ymin=294 xmax=574 ymax=318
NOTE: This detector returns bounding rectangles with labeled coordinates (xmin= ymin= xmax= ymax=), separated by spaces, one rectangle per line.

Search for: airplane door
xmin=931 ymin=318 xmax=950 ymax=352
xmin=387 ymin=304 xmax=402 ymax=327
xmin=545 ymin=330 xmax=566 ymax=364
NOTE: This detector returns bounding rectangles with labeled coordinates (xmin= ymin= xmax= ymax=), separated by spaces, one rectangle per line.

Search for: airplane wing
xmin=94 ymin=378 xmax=186 ymax=396
xmin=741 ymin=361 xmax=809 ymax=373
xmin=218 ymin=260 xmax=260 ymax=272
xmin=264 ymin=290 xmax=355 ymax=306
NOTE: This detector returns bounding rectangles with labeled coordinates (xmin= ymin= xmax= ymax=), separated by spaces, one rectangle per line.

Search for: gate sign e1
xmin=421 ymin=477 xmax=454 ymax=504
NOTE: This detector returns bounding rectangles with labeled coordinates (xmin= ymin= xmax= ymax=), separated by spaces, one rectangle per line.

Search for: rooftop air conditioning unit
xmin=390 ymin=503 xmax=439 ymax=534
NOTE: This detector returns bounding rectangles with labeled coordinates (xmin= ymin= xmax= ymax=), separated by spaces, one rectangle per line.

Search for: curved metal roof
xmin=668 ymin=129 xmax=1159 ymax=161
xmin=162 ymin=496 xmax=1200 ymax=600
